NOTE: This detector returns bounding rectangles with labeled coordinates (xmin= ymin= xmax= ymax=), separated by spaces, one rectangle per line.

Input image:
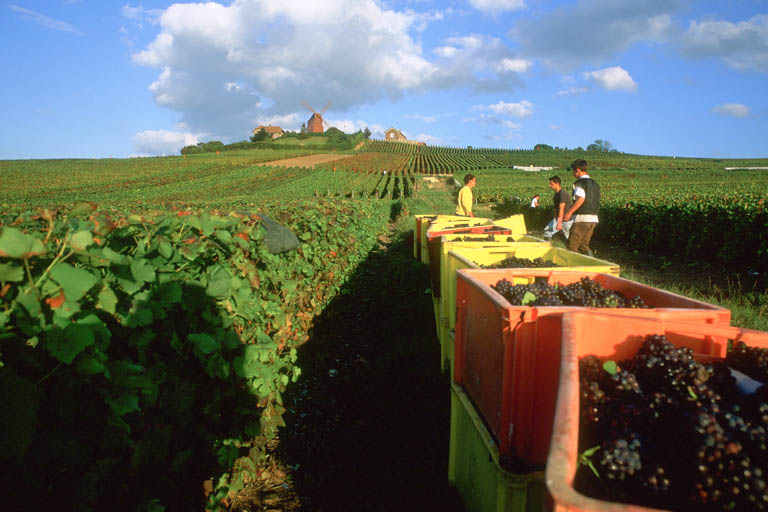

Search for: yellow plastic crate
xmin=449 ymin=382 xmax=548 ymax=512
xmin=422 ymin=216 xmax=492 ymax=263
xmin=442 ymin=246 xmax=620 ymax=331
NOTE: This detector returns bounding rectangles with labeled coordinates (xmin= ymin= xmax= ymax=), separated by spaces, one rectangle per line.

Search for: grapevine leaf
xmin=521 ymin=291 xmax=537 ymax=305
xmin=189 ymin=333 xmax=218 ymax=354
xmin=97 ymin=286 xmax=118 ymax=314
xmin=69 ymin=230 xmax=93 ymax=251
xmin=130 ymin=259 xmax=156 ymax=284
xmin=0 ymin=227 xmax=46 ymax=259
xmin=105 ymin=392 xmax=141 ymax=416
xmin=602 ymin=361 xmax=618 ymax=375
xmin=16 ymin=288 xmax=42 ymax=317
xmin=46 ymin=323 xmax=95 ymax=364
xmin=69 ymin=201 xmax=98 ymax=217
xmin=50 ymin=262 xmax=99 ymax=302
xmin=0 ymin=262 xmax=24 ymax=282
xmin=158 ymin=239 xmax=173 ymax=259
xmin=205 ymin=265 xmax=231 ymax=299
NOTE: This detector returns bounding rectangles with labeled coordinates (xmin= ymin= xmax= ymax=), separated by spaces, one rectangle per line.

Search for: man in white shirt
xmin=563 ymin=159 xmax=600 ymax=256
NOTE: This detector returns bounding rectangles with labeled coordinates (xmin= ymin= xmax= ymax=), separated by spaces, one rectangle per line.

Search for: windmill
xmin=302 ymin=101 xmax=331 ymax=133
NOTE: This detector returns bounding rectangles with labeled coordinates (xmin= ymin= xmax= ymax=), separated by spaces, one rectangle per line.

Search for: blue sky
xmin=1 ymin=0 xmax=767 ymax=159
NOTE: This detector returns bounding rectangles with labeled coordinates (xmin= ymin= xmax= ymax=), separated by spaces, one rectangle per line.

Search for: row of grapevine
xmin=0 ymin=199 xmax=392 ymax=510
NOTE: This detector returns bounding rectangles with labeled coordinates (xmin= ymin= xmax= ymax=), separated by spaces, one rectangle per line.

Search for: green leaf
xmin=189 ymin=333 xmax=218 ymax=354
xmin=46 ymin=323 xmax=95 ymax=364
xmin=69 ymin=230 xmax=93 ymax=251
xmin=158 ymin=239 xmax=173 ymax=259
xmin=50 ymin=262 xmax=99 ymax=302
xmin=521 ymin=291 xmax=537 ymax=305
xmin=300 ymin=232 xmax=312 ymax=241
xmin=0 ymin=227 xmax=46 ymax=259
xmin=0 ymin=262 xmax=24 ymax=282
xmin=16 ymin=288 xmax=41 ymax=317
xmin=602 ymin=361 xmax=618 ymax=375
xmin=106 ymin=392 xmax=140 ymax=416
xmin=205 ymin=265 xmax=231 ymax=299
xmin=97 ymin=286 xmax=118 ymax=314
xmin=130 ymin=259 xmax=156 ymax=284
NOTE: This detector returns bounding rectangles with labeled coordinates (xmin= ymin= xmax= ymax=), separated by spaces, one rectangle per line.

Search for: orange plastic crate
xmin=546 ymin=312 xmax=768 ymax=512
xmin=453 ymin=268 xmax=731 ymax=467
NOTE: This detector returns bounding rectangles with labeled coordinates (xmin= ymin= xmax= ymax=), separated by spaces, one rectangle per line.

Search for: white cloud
xmin=513 ymin=0 xmax=681 ymax=71
xmin=121 ymin=4 xmax=163 ymax=22
xmin=487 ymin=100 xmax=534 ymax=118
xmin=495 ymin=57 xmax=532 ymax=73
xmin=9 ymin=4 xmax=82 ymax=34
xmin=557 ymin=86 xmax=590 ymax=96
xmin=680 ymin=14 xmax=768 ymax=73
xmin=414 ymin=133 xmax=444 ymax=145
xmin=501 ymin=120 xmax=522 ymax=130
xmin=468 ymin=0 xmax=526 ymax=14
xmin=132 ymin=129 xmax=202 ymax=156
xmin=131 ymin=1 xmax=526 ymax=142
xmin=405 ymin=114 xmax=437 ymax=123
xmin=584 ymin=66 xmax=637 ymax=92
xmin=712 ymin=103 xmax=750 ymax=118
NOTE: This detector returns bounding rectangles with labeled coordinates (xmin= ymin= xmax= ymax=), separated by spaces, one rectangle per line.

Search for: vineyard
xmin=1 ymin=142 xmax=768 ymax=511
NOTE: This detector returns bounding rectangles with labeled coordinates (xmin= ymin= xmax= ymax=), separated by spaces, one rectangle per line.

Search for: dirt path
xmin=257 ymin=153 xmax=354 ymax=168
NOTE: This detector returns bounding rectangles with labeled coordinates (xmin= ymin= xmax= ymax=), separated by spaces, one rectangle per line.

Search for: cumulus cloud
xmin=680 ymin=14 xmax=768 ymax=73
xmin=468 ymin=0 xmax=526 ymax=14
xmin=132 ymin=129 xmax=202 ymax=156
xmin=9 ymin=4 xmax=82 ymax=34
xmin=486 ymin=100 xmax=534 ymax=118
xmin=494 ymin=57 xmax=532 ymax=73
xmin=130 ymin=1 xmax=526 ymax=142
xmin=513 ymin=0 xmax=681 ymax=71
xmin=712 ymin=103 xmax=750 ymax=118
xmin=584 ymin=66 xmax=637 ymax=92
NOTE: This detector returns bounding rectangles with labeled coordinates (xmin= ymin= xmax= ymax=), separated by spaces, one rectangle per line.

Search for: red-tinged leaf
xmin=235 ymin=232 xmax=249 ymax=241
xmin=69 ymin=201 xmax=98 ymax=217
xmin=45 ymin=291 xmax=66 ymax=309
xmin=0 ymin=227 xmax=46 ymax=259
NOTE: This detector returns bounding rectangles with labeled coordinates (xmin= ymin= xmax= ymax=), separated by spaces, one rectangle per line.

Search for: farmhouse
xmin=384 ymin=127 xmax=426 ymax=146
xmin=384 ymin=127 xmax=407 ymax=142
xmin=252 ymin=125 xmax=285 ymax=139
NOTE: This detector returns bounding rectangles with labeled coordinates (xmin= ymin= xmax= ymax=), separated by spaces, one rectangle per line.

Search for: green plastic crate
xmin=449 ymin=382 xmax=548 ymax=512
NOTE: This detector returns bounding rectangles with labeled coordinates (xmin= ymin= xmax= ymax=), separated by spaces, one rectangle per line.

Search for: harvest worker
xmin=529 ymin=194 xmax=540 ymax=208
xmin=564 ymin=159 xmax=600 ymax=256
xmin=543 ymin=176 xmax=573 ymax=240
xmin=456 ymin=174 xmax=477 ymax=217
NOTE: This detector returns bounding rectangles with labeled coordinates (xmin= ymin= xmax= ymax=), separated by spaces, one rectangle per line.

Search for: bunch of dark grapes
xmin=727 ymin=342 xmax=768 ymax=382
xmin=491 ymin=276 xmax=650 ymax=308
xmin=481 ymin=256 xmax=560 ymax=269
xmin=575 ymin=335 xmax=768 ymax=510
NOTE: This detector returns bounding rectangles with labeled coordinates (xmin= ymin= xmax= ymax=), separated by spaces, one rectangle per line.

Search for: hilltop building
xmin=252 ymin=125 xmax=284 ymax=139
xmin=384 ymin=127 xmax=426 ymax=146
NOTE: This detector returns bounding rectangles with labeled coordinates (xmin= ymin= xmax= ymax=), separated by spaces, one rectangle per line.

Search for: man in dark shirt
xmin=543 ymin=175 xmax=572 ymax=240
xmin=564 ymin=159 xmax=600 ymax=256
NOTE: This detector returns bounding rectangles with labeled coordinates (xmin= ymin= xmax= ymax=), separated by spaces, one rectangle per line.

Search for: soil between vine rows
xmin=232 ymin=226 xmax=466 ymax=511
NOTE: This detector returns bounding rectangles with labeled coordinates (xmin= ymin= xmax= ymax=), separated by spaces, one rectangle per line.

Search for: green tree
xmin=250 ymin=128 xmax=270 ymax=142
xmin=587 ymin=139 xmax=614 ymax=152
xmin=363 ymin=126 xmax=371 ymax=139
